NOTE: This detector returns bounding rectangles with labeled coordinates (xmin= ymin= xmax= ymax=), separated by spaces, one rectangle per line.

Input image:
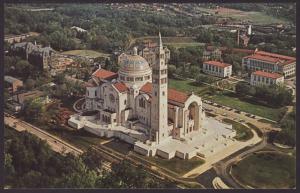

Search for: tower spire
xmin=159 ymin=31 xmax=163 ymax=49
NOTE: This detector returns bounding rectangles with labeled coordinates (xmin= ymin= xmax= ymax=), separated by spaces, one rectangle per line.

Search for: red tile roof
xmin=255 ymin=51 xmax=295 ymax=61
xmin=113 ymin=82 xmax=128 ymax=93
xmin=204 ymin=60 xmax=231 ymax=68
xmin=140 ymin=82 xmax=189 ymax=104
xmin=92 ymin=69 xmax=118 ymax=80
xmin=245 ymin=54 xmax=281 ymax=63
xmin=244 ymin=51 xmax=296 ymax=66
xmin=252 ymin=70 xmax=283 ymax=79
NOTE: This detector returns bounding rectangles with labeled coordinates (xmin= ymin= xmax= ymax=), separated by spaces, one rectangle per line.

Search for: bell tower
xmin=150 ymin=32 xmax=168 ymax=144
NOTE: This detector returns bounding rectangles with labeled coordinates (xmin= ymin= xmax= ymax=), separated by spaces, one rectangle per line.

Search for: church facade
xmin=69 ymin=33 xmax=236 ymax=159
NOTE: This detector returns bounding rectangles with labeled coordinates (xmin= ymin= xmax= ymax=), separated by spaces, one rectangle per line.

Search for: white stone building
xmin=203 ymin=61 xmax=232 ymax=78
xmin=250 ymin=70 xmax=284 ymax=86
xmin=69 ymin=33 xmax=237 ymax=160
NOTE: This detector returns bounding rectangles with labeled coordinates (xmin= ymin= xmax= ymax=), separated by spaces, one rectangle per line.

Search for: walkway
xmin=182 ymin=129 xmax=262 ymax=178
xmin=73 ymin=97 xmax=85 ymax=112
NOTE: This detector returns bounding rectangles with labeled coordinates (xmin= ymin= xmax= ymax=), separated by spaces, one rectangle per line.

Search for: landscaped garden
xmin=168 ymin=78 xmax=209 ymax=96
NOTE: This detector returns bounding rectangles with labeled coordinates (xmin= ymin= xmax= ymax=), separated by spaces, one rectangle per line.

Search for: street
xmin=4 ymin=112 xmax=83 ymax=156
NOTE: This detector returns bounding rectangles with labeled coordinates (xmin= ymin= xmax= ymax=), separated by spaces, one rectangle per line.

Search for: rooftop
xmin=252 ymin=70 xmax=283 ymax=79
xmin=113 ymin=82 xmax=128 ymax=93
xmin=92 ymin=68 xmax=118 ymax=80
xmin=204 ymin=60 xmax=232 ymax=68
xmin=244 ymin=50 xmax=296 ymax=66
xmin=140 ymin=82 xmax=189 ymax=104
xmin=4 ymin=76 xmax=22 ymax=84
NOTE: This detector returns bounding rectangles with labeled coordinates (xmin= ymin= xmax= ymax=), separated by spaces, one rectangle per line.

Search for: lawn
xmin=197 ymin=7 xmax=289 ymax=25
xmin=231 ymin=152 xmax=295 ymax=188
xmin=61 ymin=50 xmax=110 ymax=59
xmin=222 ymin=118 xmax=253 ymax=141
xmin=206 ymin=93 xmax=287 ymax=121
xmin=168 ymin=78 xmax=209 ymax=96
xmin=246 ymin=123 xmax=263 ymax=138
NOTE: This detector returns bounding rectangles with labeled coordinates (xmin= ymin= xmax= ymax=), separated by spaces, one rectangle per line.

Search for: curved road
xmin=213 ymin=133 xmax=268 ymax=188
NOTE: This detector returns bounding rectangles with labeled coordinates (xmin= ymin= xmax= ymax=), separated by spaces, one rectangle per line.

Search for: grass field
xmin=205 ymin=93 xmax=287 ymax=121
xmin=169 ymin=78 xmax=286 ymax=121
xmin=231 ymin=152 xmax=295 ymax=188
xmin=197 ymin=7 xmax=289 ymax=25
xmin=168 ymin=78 xmax=209 ymax=96
xmin=61 ymin=50 xmax=110 ymax=58
xmin=222 ymin=118 xmax=253 ymax=141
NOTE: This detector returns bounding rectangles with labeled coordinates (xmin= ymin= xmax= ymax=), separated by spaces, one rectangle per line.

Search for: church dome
xmin=118 ymin=47 xmax=152 ymax=89
xmin=119 ymin=53 xmax=151 ymax=73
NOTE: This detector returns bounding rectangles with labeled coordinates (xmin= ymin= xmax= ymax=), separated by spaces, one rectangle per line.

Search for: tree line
xmin=4 ymin=126 xmax=175 ymax=188
xmin=235 ymin=82 xmax=293 ymax=107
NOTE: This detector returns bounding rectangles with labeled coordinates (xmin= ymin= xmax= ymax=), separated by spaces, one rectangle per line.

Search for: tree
xmin=82 ymin=148 xmax=103 ymax=171
xmin=54 ymin=73 xmax=66 ymax=85
xmin=24 ymin=79 xmax=36 ymax=90
xmin=15 ymin=60 xmax=33 ymax=78
xmin=235 ymin=82 xmax=253 ymax=97
xmin=4 ymin=153 xmax=15 ymax=183
xmin=23 ymin=99 xmax=45 ymax=122
xmin=190 ymin=65 xmax=201 ymax=79
xmin=168 ymin=65 xmax=176 ymax=78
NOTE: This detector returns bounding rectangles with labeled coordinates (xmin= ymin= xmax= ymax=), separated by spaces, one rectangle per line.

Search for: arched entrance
xmin=186 ymin=102 xmax=200 ymax=134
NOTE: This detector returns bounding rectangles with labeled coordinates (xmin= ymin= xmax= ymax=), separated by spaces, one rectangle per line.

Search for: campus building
xmin=203 ymin=60 xmax=232 ymax=78
xmin=250 ymin=70 xmax=284 ymax=86
xmin=242 ymin=50 xmax=296 ymax=77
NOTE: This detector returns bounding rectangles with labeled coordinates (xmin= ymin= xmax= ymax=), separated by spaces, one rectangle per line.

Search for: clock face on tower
xmin=109 ymin=94 xmax=115 ymax=103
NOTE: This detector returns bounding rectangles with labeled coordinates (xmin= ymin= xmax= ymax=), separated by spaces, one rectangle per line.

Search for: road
xmin=4 ymin=112 xmax=201 ymax=188
xmin=213 ymin=133 xmax=268 ymax=188
xmin=4 ymin=112 xmax=83 ymax=156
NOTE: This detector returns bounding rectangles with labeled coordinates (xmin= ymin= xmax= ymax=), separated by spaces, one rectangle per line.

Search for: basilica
xmin=68 ymin=33 xmax=236 ymax=159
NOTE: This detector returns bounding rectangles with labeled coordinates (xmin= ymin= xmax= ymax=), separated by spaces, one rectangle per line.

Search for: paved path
xmin=73 ymin=97 xmax=85 ymax=112
xmin=182 ymin=129 xmax=262 ymax=178
xmin=4 ymin=113 xmax=83 ymax=156
xmin=213 ymin=133 xmax=268 ymax=188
